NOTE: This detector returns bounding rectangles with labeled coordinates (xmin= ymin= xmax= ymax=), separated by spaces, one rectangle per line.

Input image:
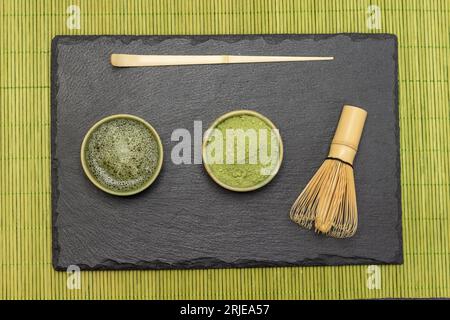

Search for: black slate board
xmin=52 ymin=34 xmax=402 ymax=270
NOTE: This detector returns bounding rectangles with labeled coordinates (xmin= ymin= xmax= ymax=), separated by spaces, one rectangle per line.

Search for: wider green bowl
xmin=80 ymin=114 xmax=164 ymax=196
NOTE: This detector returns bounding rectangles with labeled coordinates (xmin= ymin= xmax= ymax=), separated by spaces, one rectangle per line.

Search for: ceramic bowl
xmin=202 ymin=110 xmax=283 ymax=192
xmin=80 ymin=114 xmax=163 ymax=196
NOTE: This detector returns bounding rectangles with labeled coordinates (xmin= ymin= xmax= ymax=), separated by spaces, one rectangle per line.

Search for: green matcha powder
xmin=205 ymin=114 xmax=281 ymax=189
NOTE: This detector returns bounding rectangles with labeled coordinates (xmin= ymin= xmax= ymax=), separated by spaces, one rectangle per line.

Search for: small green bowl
xmin=80 ymin=114 xmax=164 ymax=196
xmin=202 ymin=110 xmax=284 ymax=192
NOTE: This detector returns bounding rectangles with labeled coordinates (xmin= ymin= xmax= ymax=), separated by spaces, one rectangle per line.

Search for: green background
xmin=1 ymin=0 xmax=449 ymax=299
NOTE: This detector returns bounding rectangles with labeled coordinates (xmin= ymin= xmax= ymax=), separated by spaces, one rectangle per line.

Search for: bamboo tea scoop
xmin=111 ymin=54 xmax=334 ymax=67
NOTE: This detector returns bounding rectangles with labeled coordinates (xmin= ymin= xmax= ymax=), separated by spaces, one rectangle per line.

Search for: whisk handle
xmin=328 ymin=105 xmax=367 ymax=165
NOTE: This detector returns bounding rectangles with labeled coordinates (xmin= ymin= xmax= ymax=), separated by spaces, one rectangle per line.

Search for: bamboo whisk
xmin=290 ymin=105 xmax=367 ymax=238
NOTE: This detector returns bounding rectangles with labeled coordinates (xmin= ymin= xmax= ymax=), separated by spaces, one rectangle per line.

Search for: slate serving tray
xmin=51 ymin=34 xmax=402 ymax=270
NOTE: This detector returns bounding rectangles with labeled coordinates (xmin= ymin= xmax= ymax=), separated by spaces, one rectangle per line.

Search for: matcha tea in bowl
xmin=202 ymin=110 xmax=283 ymax=192
xmin=81 ymin=114 xmax=163 ymax=196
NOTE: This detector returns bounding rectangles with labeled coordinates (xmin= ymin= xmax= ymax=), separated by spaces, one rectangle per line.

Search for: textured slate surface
xmin=51 ymin=34 xmax=402 ymax=270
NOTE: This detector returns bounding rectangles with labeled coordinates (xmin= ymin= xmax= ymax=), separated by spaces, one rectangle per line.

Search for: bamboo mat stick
xmin=111 ymin=54 xmax=334 ymax=67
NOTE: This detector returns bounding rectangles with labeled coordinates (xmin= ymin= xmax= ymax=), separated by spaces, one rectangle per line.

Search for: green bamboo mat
xmin=1 ymin=0 xmax=449 ymax=300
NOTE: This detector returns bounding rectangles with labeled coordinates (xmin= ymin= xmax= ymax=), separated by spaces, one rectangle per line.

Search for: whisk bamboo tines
xmin=290 ymin=105 xmax=367 ymax=238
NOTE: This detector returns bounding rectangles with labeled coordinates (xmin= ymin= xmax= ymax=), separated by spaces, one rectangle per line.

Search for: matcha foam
xmin=85 ymin=118 xmax=160 ymax=192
